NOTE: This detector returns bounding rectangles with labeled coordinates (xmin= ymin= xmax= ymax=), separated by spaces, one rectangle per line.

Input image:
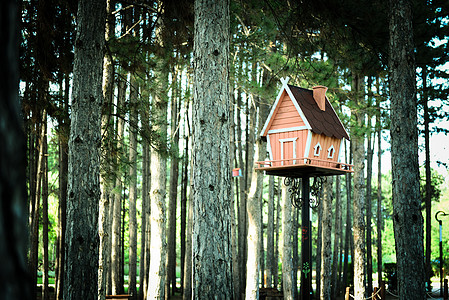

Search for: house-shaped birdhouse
xmin=255 ymin=77 xmax=353 ymax=178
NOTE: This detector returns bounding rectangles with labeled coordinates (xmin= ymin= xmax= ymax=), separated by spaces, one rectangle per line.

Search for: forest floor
xmin=34 ymin=286 xmax=446 ymax=300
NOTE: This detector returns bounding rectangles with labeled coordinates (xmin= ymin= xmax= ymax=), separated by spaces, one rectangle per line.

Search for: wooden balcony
xmin=255 ymin=157 xmax=353 ymax=178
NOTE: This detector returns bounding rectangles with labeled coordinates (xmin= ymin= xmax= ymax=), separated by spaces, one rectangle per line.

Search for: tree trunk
xmin=245 ymin=121 xmax=265 ymax=300
xmin=321 ymin=177 xmax=333 ymax=300
xmin=63 ymin=0 xmax=106 ymax=298
xmin=366 ymin=77 xmax=374 ymax=295
xmin=140 ymin=88 xmax=151 ymax=300
xmin=192 ymin=0 xmax=233 ymax=298
xmin=112 ymin=79 xmax=126 ymax=295
xmin=128 ymin=73 xmax=139 ymax=299
xmin=42 ymin=120 xmax=49 ymax=300
xmin=99 ymin=1 xmax=114 ymax=296
xmin=166 ymin=71 xmax=180 ymax=298
xmin=423 ymin=67 xmax=432 ymax=290
xmin=351 ymin=74 xmax=366 ymax=300
xmin=140 ymin=118 xmax=150 ymax=300
xmin=342 ymin=141 xmax=352 ymax=289
xmin=56 ymin=74 xmax=69 ymax=300
xmin=366 ymin=129 xmax=374 ymax=296
xmin=274 ymin=178 xmax=281 ymax=289
xmin=376 ymin=117 xmax=383 ymax=291
xmin=148 ymin=3 xmax=169 ymax=296
xmin=389 ymin=0 xmax=425 ymax=298
xmin=281 ymin=183 xmax=294 ymax=300
xmin=266 ymin=176 xmax=275 ymax=288
xmin=316 ymin=194 xmax=323 ymax=299
xmin=229 ymin=86 xmax=240 ymax=300
xmin=237 ymin=88 xmax=248 ymax=300
xmin=180 ymin=100 xmax=190 ymax=297
xmin=0 ymin=1 xmax=32 ymax=296
xmin=332 ymin=175 xmax=342 ymax=298
xmin=292 ymin=208 xmax=299 ymax=300
xmin=183 ymin=165 xmax=193 ymax=300
xmin=30 ymin=110 xmax=45 ymax=299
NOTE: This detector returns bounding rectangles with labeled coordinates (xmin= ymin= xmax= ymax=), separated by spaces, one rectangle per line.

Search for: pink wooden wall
xmin=269 ymin=130 xmax=308 ymax=167
xmin=309 ymin=134 xmax=341 ymax=167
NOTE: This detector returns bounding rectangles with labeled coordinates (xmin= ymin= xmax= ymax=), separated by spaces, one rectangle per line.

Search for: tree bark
xmin=183 ymin=171 xmax=193 ymax=300
xmin=366 ymin=129 xmax=374 ymax=296
xmin=351 ymin=74 xmax=366 ymax=300
xmin=366 ymin=77 xmax=374 ymax=295
xmin=292 ymin=208 xmax=299 ymax=300
xmin=229 ymin=86 xmax=240 ymax=300
xmin=63 ymin=0 xmax=106 ymax=298
xmin=112 ymin=79 xmax=126 ymax=295
xmin=128 ymin=73 xmax=139 ymax=299
xmin=332 ymin=175 xmax=342 ymax=297
xmin=147 ymin=62 xmax=169 ymax=300
xmin=266 ymin=176 xmax=275 ymax=288
xmin=281 ymin=183 xmax=294 ymax=300
xmin=423 ymin=67 xmax=432 ymax=290
xmin=140 ymin=114 xmax=150 ymax=300
xmin=389 ymin=0 xmax=426 ymax=298
xmin=245 ymin=119 xmax=265 ymax=300
xmin=192 ymin=0 xmax=233 ymax=298
xmin=99 ymin=2 xmax=114 ymax=296
xmin=342 ymin=141 xmax=352 ymax=289
xmin=274 ymin=178 xmax=281 ymax=289
xmin=180 ymin=100 xmax=190 ymax=297
xmin=56 ymin=74 xmax=69 ymax=300
xmin=321 ymin=177 xmax=333 ymax=300
xmin=237 ymin=90 xmax=248 ymax=300
xmin=316 ymin=194 xmax=323 ymax=299
xmin=376 ymin=114 xmax=383 ymax=291
xmin=166 ymin=71 xmax=180 ymax=298
xmin=0 ymin=1 xmax=32 ymax=296
xmin=42 ymin=120 xmax=49 ymax=300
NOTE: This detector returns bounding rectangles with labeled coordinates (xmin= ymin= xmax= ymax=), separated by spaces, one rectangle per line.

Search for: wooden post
xmin=444 ymin=279 xmax=448 ymax=300
xmin=373 ymin=287 xmax=378 ymax=300
xmin=345 ymin=287 xmax=350 ymax=300
xmin=380 ymin=281 xmax=385 ymax=300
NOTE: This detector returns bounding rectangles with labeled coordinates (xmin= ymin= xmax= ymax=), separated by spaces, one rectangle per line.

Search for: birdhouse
xmin=256 ymin=77 xmax=353 ymax=178
xmin=232 ymin=168 xmax=242 ymax=177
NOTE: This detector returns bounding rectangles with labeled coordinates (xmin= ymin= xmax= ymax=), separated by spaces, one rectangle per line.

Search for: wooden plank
xmin=105 ymin=295 xmax=130 ymax=300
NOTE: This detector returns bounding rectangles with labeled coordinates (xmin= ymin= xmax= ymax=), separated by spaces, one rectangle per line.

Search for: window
xmin=327 ymin=145 xmax=335 ymax=159
xmin=313 ymin=142 xmax=321 ymax=156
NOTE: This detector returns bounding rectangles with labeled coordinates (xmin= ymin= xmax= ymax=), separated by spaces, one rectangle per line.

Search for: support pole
xmin=300 ymin=176 xmax=311 ymax=300
xmin=436 ymin=211 xmax=448 ymax=297
xmin=440 ymin=221 xmax=443 ymax=297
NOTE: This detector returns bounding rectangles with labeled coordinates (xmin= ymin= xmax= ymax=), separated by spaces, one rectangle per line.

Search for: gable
xmin=268 ymin=92 xmax=305 ymax=131
xmin=261 ymin=80 xmax=312 ymax=137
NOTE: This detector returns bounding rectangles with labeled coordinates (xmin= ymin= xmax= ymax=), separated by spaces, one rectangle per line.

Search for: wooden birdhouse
xmin=256 ymin=77 xmax=353 ymax=177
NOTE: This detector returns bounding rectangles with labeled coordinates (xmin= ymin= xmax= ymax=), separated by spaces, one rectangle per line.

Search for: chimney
xmin=313 ymin=86 xmax=328 ymax=111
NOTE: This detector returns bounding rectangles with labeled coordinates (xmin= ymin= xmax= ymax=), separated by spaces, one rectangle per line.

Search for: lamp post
xmin=435 ymin=211 xmax=448 ymax=296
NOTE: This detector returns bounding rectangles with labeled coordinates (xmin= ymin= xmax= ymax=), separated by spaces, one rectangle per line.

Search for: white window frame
xmin=327 ymin=145 xmax=335 ymax=159
xmin=314 ymin=142 xmax=322 ymax=157
xmin=280 ymin=137 xmax=297 ymax=165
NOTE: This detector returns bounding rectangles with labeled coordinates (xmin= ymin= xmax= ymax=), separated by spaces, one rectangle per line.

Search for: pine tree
xmin=389 ymin=0 xmax=425 ymax=298
xmin=191 ymin=0 xmax=233 ymax=298
xmin=63 ymin=0 xmax=106 ymax=298
xmin=0 ymin=1 xmax=32 ymax=297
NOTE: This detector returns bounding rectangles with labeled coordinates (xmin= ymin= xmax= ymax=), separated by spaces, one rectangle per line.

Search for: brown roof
xmin=288 ymin=85 xmax=350 ymax=140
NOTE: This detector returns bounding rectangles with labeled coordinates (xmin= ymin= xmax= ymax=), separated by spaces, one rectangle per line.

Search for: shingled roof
xmin=288 ymin=85 xmax=350 ymax=140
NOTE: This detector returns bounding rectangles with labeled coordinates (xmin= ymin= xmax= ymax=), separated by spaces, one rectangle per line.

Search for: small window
xmin=314 ymin=142 xmax=321 ymax=156
xmin=327 ymin=145 xmax=335 ymax=159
